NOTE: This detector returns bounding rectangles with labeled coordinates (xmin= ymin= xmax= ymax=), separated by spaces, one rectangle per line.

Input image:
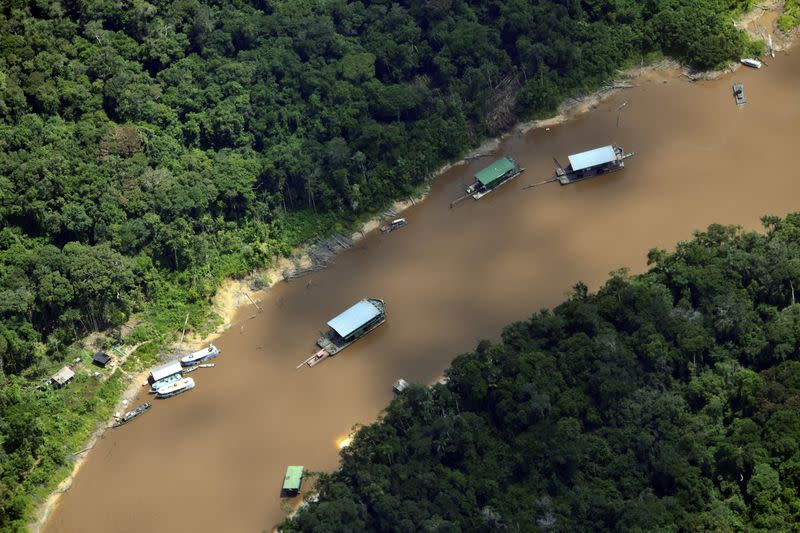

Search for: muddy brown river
xmin=45 ymin=52 xmax=800 ymax=532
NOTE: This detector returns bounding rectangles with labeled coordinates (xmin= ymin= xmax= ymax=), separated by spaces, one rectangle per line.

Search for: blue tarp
xmin=327 ymin=299 xmax=381 ymax=338
xmin=568 ymin=145 xmax=616 ymax=172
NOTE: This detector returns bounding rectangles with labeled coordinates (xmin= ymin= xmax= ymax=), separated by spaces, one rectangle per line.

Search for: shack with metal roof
xmin=93 ymin=351 xmax=112 ymax=368
xmin=464 ymin=157 xmax=524 ymax=200
xmin=282 ymin=466 xmax=304 ymax=496
xmin=555 ymin=145 xmax=634 ymax=185
xmin=148 ymin=360 xmax=182 ymax=384
xmin=51 ymin=366 xmax=75 ymax=387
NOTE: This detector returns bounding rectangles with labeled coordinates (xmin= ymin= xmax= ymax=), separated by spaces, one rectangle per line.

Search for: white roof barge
xmin=148 ymin=360 xmax=182 ymax=384
xmin=299 ymin=298 xmax=386 ymax=368
xmin=556 ymin=145 xmax=635 ymax=185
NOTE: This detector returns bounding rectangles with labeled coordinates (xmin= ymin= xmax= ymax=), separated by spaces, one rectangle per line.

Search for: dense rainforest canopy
xmin=283 ymin=215 xmax=800 ymax=532
xmin=0 ymin=0 xmax=758 ymax=529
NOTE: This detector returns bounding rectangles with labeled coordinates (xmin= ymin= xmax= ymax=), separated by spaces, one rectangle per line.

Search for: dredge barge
xmin=554 ymin=145 xmax=634 ymax=185
xmin=299 ymin=298 xmax=386 ymax=368
xmin=451 ymin=157 xmax=524 ymax=206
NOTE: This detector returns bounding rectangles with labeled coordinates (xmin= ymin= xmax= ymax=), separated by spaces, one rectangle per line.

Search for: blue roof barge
xmin=299 ymin=298 xmax=386 ymax=368
xmin=555 ymin=145 xmax=635 ymax=185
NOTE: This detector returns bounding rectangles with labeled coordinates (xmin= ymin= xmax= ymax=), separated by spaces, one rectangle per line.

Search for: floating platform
xmin=555 ymin=145 xmax=634 ymax=185
xmin=298 ymin=298 xmax=386 ymax=368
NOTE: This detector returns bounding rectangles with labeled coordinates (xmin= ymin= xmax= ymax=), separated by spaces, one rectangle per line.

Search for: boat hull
xmin=155 ymin=378 xmax=196 ymax=398
xmin=180 ymin=345 xmax=221 ymax=366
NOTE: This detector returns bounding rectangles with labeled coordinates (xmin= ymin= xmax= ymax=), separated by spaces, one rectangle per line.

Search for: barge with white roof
xmin=298 ymin=298 xmax=386 ymax=368
xmin=554 ymin=145 xmax=634 ymax=185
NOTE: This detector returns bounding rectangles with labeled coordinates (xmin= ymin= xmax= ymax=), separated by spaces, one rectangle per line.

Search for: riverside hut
xmin=51 ymin=366 xmax=75 ymax=387
xmin=93 ymin=351 xmax=112 ymax=368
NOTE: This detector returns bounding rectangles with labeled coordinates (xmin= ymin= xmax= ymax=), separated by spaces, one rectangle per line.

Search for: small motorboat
xmin=149 ymin=372 xmax=182 ymax=393
xmin=741 ymin=58 xmax=762 ymax=69
xmin=156 ymin=377 xmax=195 ymax=398
xmin=180 ymin=344 xmax=221 ymax=366
xmin=732 ymin=83 xmax=746 ymax=105
xmin=112 ymin=402 xmax=151 ymax=427
xmin=380 ymin=218 xmax=407 ymax=233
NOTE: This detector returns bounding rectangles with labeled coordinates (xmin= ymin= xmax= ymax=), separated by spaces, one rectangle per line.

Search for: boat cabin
xmin=93 ymin=351 xmax=112 ymax=368
xmin=282 ymin=466 xmax=304 ymax=496
xmin=556 ymin=145 xmax=630 ymax=184
xmin=148 ymin=360 xmax=182 ymax=384
xmin=325 ymin=298 xmax=386 ymax=345
xmin=469 ymin=157 xmax=521 ymax=194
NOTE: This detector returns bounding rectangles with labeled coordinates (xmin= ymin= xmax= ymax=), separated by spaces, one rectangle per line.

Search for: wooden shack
xmin=51 ymin=366 xmax=75 ymax=387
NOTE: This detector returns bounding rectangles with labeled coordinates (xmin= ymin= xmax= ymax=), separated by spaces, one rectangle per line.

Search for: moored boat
xmin=149 ymin=372 xmax=183 ymax=393
xmin=380 ymin=218 xmax=407 ymax=233
xmin=155 ymin=377 xmax=195 ymax=398
xmin=741 ymin=58 xmax=762 ymax=69
xmin=180 ymin=344 xmax=220 ymax=366
xmin=112 ymin=402 xmax=151 ymax=427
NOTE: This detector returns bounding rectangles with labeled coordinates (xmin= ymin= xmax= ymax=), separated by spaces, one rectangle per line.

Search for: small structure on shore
xmin=554 ymin=145 xmax=634 ymax=185
xmin=93 ymin=351 xmax=112 ymax=368
xmin=282 ymin=466 xmax=305 ymax=496
xmin=298 ymin=298 xmax=386 ymax=368
xmin=733 ymin=83 xmax=746 ymax=105
xmin=148 ymin=360 xmax=182 ymax=385
xmin=51 ymin=366 xmax=75 ymax=387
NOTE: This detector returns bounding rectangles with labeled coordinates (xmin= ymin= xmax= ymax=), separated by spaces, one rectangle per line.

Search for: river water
xmin=45 ymin=52 xmax=800 ymax=532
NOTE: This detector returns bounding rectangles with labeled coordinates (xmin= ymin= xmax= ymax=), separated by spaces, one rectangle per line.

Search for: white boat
xmin=149 ymin=372 xmax=182 ymax=393
xmin=180 ymin=344 xmax=220 ymax=366
xmin=156 ymin=377 xmax=195 ymax=398
xmin=741 ymin=58 xmax=762 ymax=69
xmin=393 ymin=379 xmax=409 ymax=393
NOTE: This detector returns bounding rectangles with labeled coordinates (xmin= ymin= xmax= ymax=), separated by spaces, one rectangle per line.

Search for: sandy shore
xmin=31 ymin=3 xmax=794 ymax=531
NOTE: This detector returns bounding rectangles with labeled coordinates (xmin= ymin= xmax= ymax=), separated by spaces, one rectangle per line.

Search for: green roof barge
xmin=297 ymin=298 xmax=387 ymax=368
xmin=466 ymin=157 xmax=524 ymax=199
xmin=282 ymin=466 xmax=304 ymax=496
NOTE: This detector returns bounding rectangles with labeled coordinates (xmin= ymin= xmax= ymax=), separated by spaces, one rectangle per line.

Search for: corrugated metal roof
xmin=568 ymin=145 xmax=617 ymax=172
xmin=327 ymin=299 xmax=381 ymax=338
xmin=150 ymin=360 xmax=182 ymax=382
xmin=52 ymin=366 xmax=75 ymax=385
xmin=474 ymin=157 xmax=517 ymax=186
xmin=283 ymin=466 xmax=304 ymax=490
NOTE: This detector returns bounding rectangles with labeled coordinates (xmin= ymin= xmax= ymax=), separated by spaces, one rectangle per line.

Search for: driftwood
xmin=283 ymin=233 xmax=355 ymax=281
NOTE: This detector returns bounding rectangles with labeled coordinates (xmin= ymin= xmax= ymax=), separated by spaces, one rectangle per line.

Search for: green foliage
xmin=283 ymin=215 xmax=800 ymax=532
xmin=779 ymin=0 xmax=800 ymax=32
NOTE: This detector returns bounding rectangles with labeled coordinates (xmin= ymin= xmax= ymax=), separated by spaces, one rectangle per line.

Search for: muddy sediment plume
xmin=43 ymin=53 xmax=800 ymax=533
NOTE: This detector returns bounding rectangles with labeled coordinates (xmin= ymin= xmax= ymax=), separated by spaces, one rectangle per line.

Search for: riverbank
xmin=33 ymin=3 xmax=796 ymax=531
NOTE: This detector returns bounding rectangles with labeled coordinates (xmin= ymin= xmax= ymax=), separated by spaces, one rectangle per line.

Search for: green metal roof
xmin=283 ymin=466 xmax=304 ymax=490
xmin=474 ymin=157 xmax=517 ymax=186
